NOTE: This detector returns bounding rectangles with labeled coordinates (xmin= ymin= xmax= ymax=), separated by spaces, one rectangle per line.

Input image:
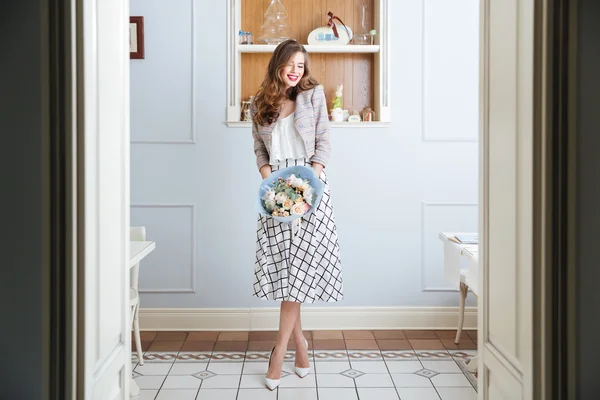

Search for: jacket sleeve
xmin=250 ymin=102 xmax=270 ymax=171
xmin=309 ymin=85 xmax=332 ymax=167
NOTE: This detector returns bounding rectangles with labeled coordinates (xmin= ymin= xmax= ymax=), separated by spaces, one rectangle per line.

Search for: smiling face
xmin=279 ymin=51 xmax=305 ymax=90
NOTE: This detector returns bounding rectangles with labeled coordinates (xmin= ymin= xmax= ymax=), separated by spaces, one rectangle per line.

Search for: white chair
xmin=455 ymin=270 xmax=469 ymax=344
xmin=130 ymin=226 xmax=146 ymax=365
xmin=456 ymin=263 xmax=478 ymax=374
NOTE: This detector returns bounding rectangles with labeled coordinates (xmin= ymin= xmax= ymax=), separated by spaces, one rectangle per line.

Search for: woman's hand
xmin=312 ymin=162 xmax=324 ymax=178
xmin=260 ymin=165 xmax=272 ymax=179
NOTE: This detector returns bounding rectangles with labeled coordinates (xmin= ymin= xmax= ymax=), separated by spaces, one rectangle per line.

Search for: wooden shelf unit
xmin=238 ymin=44 xmax=381 ymax=53
xmin=226 ymin=0 xmax=390 ymax=125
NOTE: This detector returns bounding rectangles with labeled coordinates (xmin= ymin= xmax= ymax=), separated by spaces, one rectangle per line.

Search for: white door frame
xmin=478 ymin=0 xmax=555 ymax=398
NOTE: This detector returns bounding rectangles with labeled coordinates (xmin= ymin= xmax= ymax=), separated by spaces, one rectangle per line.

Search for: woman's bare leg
xmin=266 ymin=301 xmax=300 ymax=379
xmin=292 ymin=308 xmax=309 ymax=368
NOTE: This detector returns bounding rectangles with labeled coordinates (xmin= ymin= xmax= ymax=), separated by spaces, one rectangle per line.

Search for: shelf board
xmin=238 ymin=44 xmax=380 ymax=54
xmin=226 ymin=121 xmax=390 ymax=128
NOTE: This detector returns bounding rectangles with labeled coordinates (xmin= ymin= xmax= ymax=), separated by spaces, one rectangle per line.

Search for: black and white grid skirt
xmin=253 ymin=158 xmax=344 ymax=303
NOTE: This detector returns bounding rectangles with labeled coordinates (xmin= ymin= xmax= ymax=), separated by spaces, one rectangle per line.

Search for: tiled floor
xmin=132 ymin=330 xmax=478 ymax=400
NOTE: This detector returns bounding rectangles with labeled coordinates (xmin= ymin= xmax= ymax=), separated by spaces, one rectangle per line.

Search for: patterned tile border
xmin=244 ymin=351 xmax=270 ymax=362
xmin=449 ymin=350 xmax=477 ymax=360
xmin=209 ymin=352 xmax=246 ymax=362
xmin=244 ymin=351 xmax=315 ymax=362
xmin=415 ymin=350 xmax=453 ymax=360
xmin=176 ymin=352 xmax=212 ymax=362
xmin=313 ymin=351 xmax=349 ymax=361
xmin=347 ymin=350 xmax=383 ymax=360
xmin=381 ymin=350 xmax=419 ymax=360
xmin=142 ymin=352 xmax=179 ymax=362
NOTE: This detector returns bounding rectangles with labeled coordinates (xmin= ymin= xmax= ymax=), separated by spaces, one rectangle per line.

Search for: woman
xmin=250 ymin=39 xmax=344 ymax=390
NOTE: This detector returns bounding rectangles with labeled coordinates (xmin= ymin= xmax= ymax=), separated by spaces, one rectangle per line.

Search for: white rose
xmin=301 ymin=182 xmax=310 ymax=191
xmin=303 ymin=187 xmax=314 ymax=205
xmin=275 ymin=192 xmax=288 ymax=204
xmin=291 ymin=202 xmax=306 ymax=215
xmin=265 ymin=200 xmax=276 ymax=211
xmin=287 ymin=174 xmax=303 ymax=188
xmin=262 ymin=189 xmax=275 ymax=202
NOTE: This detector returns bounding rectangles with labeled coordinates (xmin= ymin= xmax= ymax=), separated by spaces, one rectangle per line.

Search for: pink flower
xmin=291 ymin=202 xmax=306 ymax=215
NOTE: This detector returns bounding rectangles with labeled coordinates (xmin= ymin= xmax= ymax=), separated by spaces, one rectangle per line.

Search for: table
xmin=439 ymin=233 xmax=479 ymax=373
xmin=129 ymin=240 xmax=155 ymax=397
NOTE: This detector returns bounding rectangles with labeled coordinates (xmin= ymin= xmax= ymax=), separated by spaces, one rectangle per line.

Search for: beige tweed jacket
xmin=251 ymin=85 xmax=332 ymax=170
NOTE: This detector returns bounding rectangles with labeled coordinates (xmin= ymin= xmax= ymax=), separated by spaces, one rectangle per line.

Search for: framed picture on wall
xmin=130 ymin=16 xmax=145 ymax=59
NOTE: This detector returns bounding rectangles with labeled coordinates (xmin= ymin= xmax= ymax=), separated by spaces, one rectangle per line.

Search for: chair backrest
xmin=130 ymin=226 xmax=147 ymax=292
xmin=130 ymin=226 xmax=146 ymax=242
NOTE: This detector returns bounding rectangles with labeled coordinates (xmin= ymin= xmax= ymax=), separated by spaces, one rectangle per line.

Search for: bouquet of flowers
xmin=262 ymin=174 xmax=314 ymax=218
xmin=257 ymin=165 xmax=324 ymax=224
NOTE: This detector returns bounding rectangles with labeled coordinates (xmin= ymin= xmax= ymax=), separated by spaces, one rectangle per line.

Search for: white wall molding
xmin=139 ymin=306 xmax=477 ymax=331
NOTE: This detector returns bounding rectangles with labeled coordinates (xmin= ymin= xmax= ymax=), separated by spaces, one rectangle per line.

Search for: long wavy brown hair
xmin=252 ymin=39 xmax=319 ymax=126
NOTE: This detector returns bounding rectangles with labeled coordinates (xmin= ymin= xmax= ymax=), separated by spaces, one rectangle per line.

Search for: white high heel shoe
xmin=265 ymin=346 xmax=281 ymax=390
xmin=295 ymin=338 xmax=310 ymax=378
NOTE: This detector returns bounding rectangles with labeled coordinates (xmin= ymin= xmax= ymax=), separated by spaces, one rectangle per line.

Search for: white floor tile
xmin=155 ymin=389 xmax=198 ymax=400
xmin=278 ymin=388 xmax=318 ymax=400
xmin=316 ymin=373 xmax=355 ymax=388
xmin=195 ymin=388 xmax=238 ymax=400
xmin=318 ymin=388 xmax=358 ymax=400
xmin=421 ymin=361 xmax=462 ymax=374
xmin=240 ymin=374 xmax=267 ymax=389
xmin=385 ymin=361 xmax=423 ymax=374
xmin=354 ymin=373 xmax=394 ymax=388
xmin=390 ymin=373 xmax=433 ymax=388
xmin=279 ymin=373 xmax=317 ymax=388
xmin=242 ymin=361 xmax=269 ymax=375
xmin=134 ymin=375 xmax=166 ymax=390
xmin=135 ymin=363 xmax=173 ymax=376
xmin=357 ymin=387 xmax=400 ymax=400
xmin=161 ymin=375 xmax=202 ymax=390
xmin=237 ymin=388 xmax=277 ymax=400
xmin=136 ymin=390 xmax=158 ymax=400
xmin=169 ymin=362 xmax=208 ymax=375
xmin=314 ymin=361 xmax=351 ymax=374
xmin=199 ymin=374 xmax=241 ymax=389
xmin=431 ymin=373 xmax=472 ymax=388
xmin=350 ymin=361 xmax=389 ymax=374
xmin=436 ymin=387 xmax=477 ymax=400
xmin=207 ymin=362 xmax=244 ymax=375
xmin=396 ymin=387 xmax=441 ymax=400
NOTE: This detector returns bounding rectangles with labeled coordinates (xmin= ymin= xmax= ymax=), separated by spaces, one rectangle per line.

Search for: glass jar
xmin=361 ymin=107 xmax=375 ymax=122
xmin=241 ymin=100 xmax=252 ymax=121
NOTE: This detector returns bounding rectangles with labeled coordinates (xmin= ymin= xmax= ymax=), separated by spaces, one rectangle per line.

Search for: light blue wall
xmin=130 ymin=0 xmax=479 ymax=309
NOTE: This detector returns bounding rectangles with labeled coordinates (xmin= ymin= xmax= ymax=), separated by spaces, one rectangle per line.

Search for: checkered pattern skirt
xmin=253 ymin=158 xmax=344 ymax=303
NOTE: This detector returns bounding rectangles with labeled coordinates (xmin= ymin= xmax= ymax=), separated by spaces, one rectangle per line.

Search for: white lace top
xmin=269 ymin=113 xmax=308 ymax=164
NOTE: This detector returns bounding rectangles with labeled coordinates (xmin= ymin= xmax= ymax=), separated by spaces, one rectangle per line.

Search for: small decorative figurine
xmin=332 ymin=85 xmax=343 ymax=110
